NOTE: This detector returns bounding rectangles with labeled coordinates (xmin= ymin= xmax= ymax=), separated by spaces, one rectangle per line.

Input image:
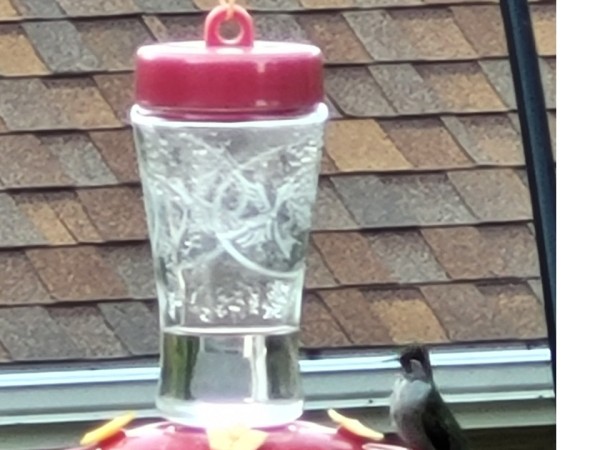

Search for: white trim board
xmin=0 ymin=344 xmax=555 ymax=431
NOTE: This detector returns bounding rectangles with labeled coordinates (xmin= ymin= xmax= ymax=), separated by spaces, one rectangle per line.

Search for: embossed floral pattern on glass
xmin=133 ymin=113 xmax=325 ymax=329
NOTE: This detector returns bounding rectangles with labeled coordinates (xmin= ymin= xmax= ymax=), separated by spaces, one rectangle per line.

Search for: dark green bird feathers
xmin=388 ymin=346 xmax=470 ymax=450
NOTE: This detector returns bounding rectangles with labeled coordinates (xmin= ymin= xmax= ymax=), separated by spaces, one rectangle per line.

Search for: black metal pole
xmin=499 ymin=0 xmax=556 ymax=390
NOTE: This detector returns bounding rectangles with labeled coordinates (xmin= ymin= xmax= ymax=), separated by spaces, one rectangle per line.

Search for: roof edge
xmin=0 ymin=343 xmax=555 ymax=444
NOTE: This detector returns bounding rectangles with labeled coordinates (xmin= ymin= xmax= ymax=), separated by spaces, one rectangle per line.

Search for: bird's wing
xmin=421 ymin=391 xmax=470 ymax=450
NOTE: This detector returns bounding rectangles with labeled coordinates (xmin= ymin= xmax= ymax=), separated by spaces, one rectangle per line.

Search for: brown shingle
xmin=254 ymin=14 xmax=308 ymax=43
xmin=301 ymin=293 xmax=349 ymax=347
xmin=540 ymin=58 xmax=556 ymax=108
xmin=0 ymin=251 xmax=51 ymax=305
xmin=57 ymin=0 xmax=140 ymax=15
xmin=548 ymin=112 xmax=556 ymax=158
xmin=479 ymin=225 xmax=540 ymax=277
xmin=77 ymin=18 xmax=154 ymax=71
xmin=305 ymin=240 xmax=337 ymax=289
xmin=479 ymin=60 xmax=516 ymax=109
xmin=43 ymin=191 xmax=103 ymax=243
xmin=320 ymin=289 xmax=393 ymax=345
xmin=248 ymin=0 xmax=301 ymax=10
xmin=89 ymin=130 xmax=139 ymax=182
xmin=78 ymin=187 xmax=148 ymax=241
xmin=442 ymin=115 xmax=524 ymax=165
xmin=22 ymin=20 xmax=101 ymax=72
xmin=325 ymin=67 xmax=395 ymax=117
xmin=99 ymin=301 xmax=159 ymax=355
xmin=325 ymin=120 xmax=411 ymax=172
xmin=135 ymin=0 xmax=197 ymax=12
xmin=422 ymin=227 xmax=481 ymax=279
xmin=100 ymin=244 xmax=156 ymax=299
xmin=344 ymin=10 xmax=417 ymax=61
xmin=0 ymin=193 xmax=46 ymax=247
xmin=0 ymin=24 xmax=49 ymax=76
xmin=312 ymin=179 xmax=357 ymax=231
xmin=365 ymin=288 xmax=448 ymax=344
xmin=528 ymin=279 xmax=544 ymax=304
xmin=417 ymin=62 xmax=507 ymax=112
xmin=27 ymin=246 xmax=129 ymax=301
xmin=320 ymin=151 xmax=338 ymax=174
xmin=515 ymin=168 xmax=529 ymax=189
xmin=499 ymin=112 xmax=518 ymax=135
xmin=449 ymin=169 xmax=532 ymax=222
xmin=41 ymin=133 xmax=118 ymax=186
xmin=147 ymin=14 xmax=198 ymax=41
xmin=94 ymin=73 xmax=134 ymax=123
xmin=312 ymin=232 xmax=392 ymax=285
xmin=478 ymin=282 xmax=547 ymax=339
xmin=532 ymin=4 xmax=556 ymax=56
xmin=451 ymin=6 xmax=507 ymax=57
xmin=297 ymin=14 xmax=370 ymax=63
xmin=0 ymin=342 xmax=9 ymax=362
xmin=370 ymin=64 xmax=443 ymax=114
xmin=142 ymin=15 xmax=169 ymax=41
xmin=0 ymin=306 xmax=83 ymax=361
xmin=15 ymin=193 xmax=76 ymax=245
xmin=0 ymin=134 xmax=70 ymax=188
xmin=0 ymin=1 xmax=20 ymax=19
xmin=301 ymin=319 xmax=350 ymax=347
xmin=389 ymin=8 xmax=476 ymax=60
xmin=366 ymin=231 xmax=448 ymax=283
xmin=421 ymin=283 xmax=508 ymax=341
xmin=381 ymin=118 xmax=472 ymax=169
xmin=0 ymin=79 xmax=60 ymax=130
xmin=302 ymin=293 xmax=334 ymax=322
xmin=0 ymin=78 xmax=120 ymax=131
xmin=49 ymin=306 xmax=129 ymax=358
xmin=12 ymin=0 xmax=64 ymax=17
xmin=423 ymin=225 xmax=539 ymax=280
xmin=332 ymin=174 xmax=475 ymax=228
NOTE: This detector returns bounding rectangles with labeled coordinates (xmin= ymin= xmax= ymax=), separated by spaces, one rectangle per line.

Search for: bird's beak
xmin=382 ymin=356 xmax=401 ymax=363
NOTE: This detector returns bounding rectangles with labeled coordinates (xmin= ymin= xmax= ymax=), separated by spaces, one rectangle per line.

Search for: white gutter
xmin=0 ymin=345 xmax=555 ymax=431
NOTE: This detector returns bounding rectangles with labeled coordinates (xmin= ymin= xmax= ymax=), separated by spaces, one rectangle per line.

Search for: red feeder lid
xmin=134 ymin=4 xmax=324 ymax=117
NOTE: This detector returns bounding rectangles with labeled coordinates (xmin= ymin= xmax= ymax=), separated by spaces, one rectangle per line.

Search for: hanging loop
xmin=205 ymin=3 xmax=255 ymax=48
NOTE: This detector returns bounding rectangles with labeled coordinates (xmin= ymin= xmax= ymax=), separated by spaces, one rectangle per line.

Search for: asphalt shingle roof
xmin=0 ymin=0 xmax=555 ymax=363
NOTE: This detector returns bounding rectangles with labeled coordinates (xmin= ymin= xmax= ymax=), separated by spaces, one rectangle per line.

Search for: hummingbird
xmin=387 ymin=345 xmax=470 ymax=450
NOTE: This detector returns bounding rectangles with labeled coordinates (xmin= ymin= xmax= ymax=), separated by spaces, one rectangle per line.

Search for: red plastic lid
xmin=134 ymin=4 xmax=324 ymax=118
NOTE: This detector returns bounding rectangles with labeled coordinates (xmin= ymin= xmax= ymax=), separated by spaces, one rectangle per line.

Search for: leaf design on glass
xmin=211 ymin=152 xmax=314 ymax=278
xmin=233 ymin=222 xmax=272 ymax=248
xmin=273 ymin=214 xmax=298 ymax=260
xmin=216 ymin=172 xmax=272 ymax=222
xmin=136 ymin=122 xmax=324 ymax=326
xmin=263 ymin=278 xmax=298 ymax=320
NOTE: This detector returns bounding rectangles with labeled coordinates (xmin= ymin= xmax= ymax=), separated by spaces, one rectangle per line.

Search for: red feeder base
xmin=69 ymin=420 xmax=408 ymax=450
